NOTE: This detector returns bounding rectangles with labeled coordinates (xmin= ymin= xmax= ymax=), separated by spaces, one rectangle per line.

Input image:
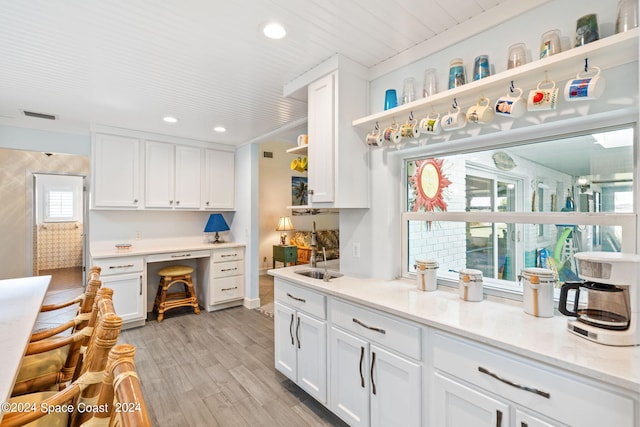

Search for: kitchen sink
xmin=295 ymin=268 xmax=343 ymax=281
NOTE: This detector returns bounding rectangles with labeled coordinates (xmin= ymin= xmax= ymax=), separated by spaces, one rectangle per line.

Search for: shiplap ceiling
xmin=0 ymin=0 xmax=547 ymax=146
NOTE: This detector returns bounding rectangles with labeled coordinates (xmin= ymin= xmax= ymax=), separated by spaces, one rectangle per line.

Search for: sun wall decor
xmin=408 ymin=158 xmax=452 ymax=212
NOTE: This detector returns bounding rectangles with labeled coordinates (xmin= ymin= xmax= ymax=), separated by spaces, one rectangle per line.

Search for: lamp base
xmin=280 ymin=233 xmax=287 ymax=246
xmin=208 ymin=232 xmax=225 ymax=244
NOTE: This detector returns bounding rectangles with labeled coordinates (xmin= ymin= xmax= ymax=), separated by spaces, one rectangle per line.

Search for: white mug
xmin=297 ymin=134 xmax=308 ymax=146
xmin=527 ymin=80 xmax=559 ymax=111
xmin=382 ymin=125 xmax=402 ymax=144
xmin=521 ymin=268 xmax=555 ymax=318
xmin=441 ymin=107 xmax=467 ymax=131
xmin=365 ymin=130 xmax=382 ymax=146
xmin=495 ymin=87 xmax=527 ymax=118
xmin=564 ymin=66 xmax=605 ymax=101
xmin=467 ymin=97 xmax=495 ymax=124
xmin=419 ymin=113 xmax=442 ymax=135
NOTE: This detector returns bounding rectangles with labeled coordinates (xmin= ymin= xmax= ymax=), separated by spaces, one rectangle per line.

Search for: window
xmin=46 ymin=190 xmax=74 ymax=220
xmin=402 ymin=126 xmax=636 ymax=297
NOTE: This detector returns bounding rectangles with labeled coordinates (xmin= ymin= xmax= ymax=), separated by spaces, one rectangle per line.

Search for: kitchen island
xmin=269 ymin=264 xmax=639 ymax=427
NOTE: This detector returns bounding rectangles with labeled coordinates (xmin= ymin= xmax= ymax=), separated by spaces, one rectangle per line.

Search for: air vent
xmin=263 ymin=151 xmax=273 ymax=158
xmin=22 ymin=110 xmax=57 ymax=120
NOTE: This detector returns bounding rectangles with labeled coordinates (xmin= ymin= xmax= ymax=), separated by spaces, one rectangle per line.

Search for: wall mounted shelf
xmin=352 ymin=28 xmax=638 ymax=132
xmin=286 ymin=145 xmax=308 ymax=155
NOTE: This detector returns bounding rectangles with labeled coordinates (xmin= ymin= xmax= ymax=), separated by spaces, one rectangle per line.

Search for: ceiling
xmin=0 ymin=0 xmax=544 ymax=146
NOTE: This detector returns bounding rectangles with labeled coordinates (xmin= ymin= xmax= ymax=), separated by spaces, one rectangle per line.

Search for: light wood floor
xmin=121 ymin=306 xmax=347 ymax=427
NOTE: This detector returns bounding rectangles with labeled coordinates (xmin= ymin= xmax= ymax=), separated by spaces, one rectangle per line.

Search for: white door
xmin=274 ymin=302 xmax=296 ymax=381
xmin=307 ymin=73 xmax=335 ymax=204
xmin=145 ymin=140 xmax=174 ymax=208
xmin=296 ymin=312 xmax=327 ymax=403
xmin=330 ymin=327 xmax=369 ymax=427
xmin=432 ymin=372 xmax=510 ymax=427
xmin=174 ymin=145 xmax=202 ymax=209
xmin=370 ymin=345 xmax=421 ymax=427
xmin=204 ymin=149 xmax=235 ymax=209
xmin=93 ymin=134 xmax=140 ymax=208
xmin=102 ymin=273 xmax=144 ymax=324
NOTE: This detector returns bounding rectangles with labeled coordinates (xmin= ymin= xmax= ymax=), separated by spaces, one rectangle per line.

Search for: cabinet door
xmin=515 ymin=409 xmax=565 ymax=427
xmin=93 ymin=134 xmax=140 ymax=208
xmin=307 ymin=73 xmax=335 ymax=204
xmin=274 ymin=302 xmax=297 ymax=382
xmin=330 ymin=327 xmax=369 ymax=427
xmin=145 ymin=140 xmax=174 ymax=208
xmin=433 ymin=372 xmax=510 ymax=427
xmin=204 ymin=149 xmax=235 ymax=209
xmin=370 ymin=344 xmax=421 ymax=427
xmin=174 ymin=145 xmax=202 ymax=208
xmin=297 ymin=311 xmax=327 ymax=403
xmin=101 ymin=273 xmax=145 ymax=324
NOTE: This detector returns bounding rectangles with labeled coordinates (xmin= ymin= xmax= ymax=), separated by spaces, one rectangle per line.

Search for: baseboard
xmin=244 ymin=297 xmax=260 ymax=309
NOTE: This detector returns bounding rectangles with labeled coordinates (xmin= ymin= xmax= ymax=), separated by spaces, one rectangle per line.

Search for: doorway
xmin=32 ymin=173 xmax=87 ymax=290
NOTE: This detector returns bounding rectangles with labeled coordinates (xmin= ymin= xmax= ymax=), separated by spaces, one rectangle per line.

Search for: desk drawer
xmin=213 ymin=248 xmax=244 ymax=262
xmin=433 ymin=332 xmax=634 ymax=427
xmin=212 ymin=276 xmax=243 ymax=303
xmin=212 ymin=260 xmax=243 ymax=278
xmin=93 ymin=256 xmax=144 ymax=275
xmin=146 ymin=250 xmax=210 ymax=263
xmin=274 ymin=279 xmax=325 ymax=320
xmin=332 ymin=299 xmax=421 ymax=360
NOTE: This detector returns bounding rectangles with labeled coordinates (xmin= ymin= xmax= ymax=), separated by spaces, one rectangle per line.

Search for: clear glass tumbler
xmin=507 ymin=43 xmax=527 ymax=69
xmin=540 ymin=29 xmax=561 ymax=59
xmin=402 ymin=77 xmax=416 ymax=104
xmin=616 ymin=0 xmax=638 ymax=33
xmin=422 ymin=68 xmax=438 ymax=98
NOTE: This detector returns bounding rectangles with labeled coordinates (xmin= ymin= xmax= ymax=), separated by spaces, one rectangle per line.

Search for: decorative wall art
xmin=291 ymin=176 xmax=308 ymax=206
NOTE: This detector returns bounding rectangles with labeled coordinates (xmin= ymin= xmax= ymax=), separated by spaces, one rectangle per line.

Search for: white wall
xmin=340 ymin=0 xmax=639 ymax=281
xmin=0 ymin=125 xmax=89 ymax=155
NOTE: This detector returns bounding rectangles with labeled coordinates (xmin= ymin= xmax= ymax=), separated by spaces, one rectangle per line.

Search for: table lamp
xmin=204 ymin=213 xmax=230 ymax=243
xmin=276 ymin=216 xmax=294 ymax=245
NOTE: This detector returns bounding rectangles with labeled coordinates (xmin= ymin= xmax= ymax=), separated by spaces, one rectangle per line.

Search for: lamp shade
xmin=204 ymin=213 xmax=230 ymax=233
xmin=276 ymin=216 xmax=294 ymax=232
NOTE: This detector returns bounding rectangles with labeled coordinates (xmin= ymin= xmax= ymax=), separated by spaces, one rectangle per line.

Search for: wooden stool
xmin=153 ymin=265 xmax=200 ymax=322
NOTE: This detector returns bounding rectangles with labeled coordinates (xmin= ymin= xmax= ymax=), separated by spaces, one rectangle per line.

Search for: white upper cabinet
xmin=145 ymin=141 xmax=202 ymax=209
xmin=203 ymin=149 xmax=234 ymax=210
xmin=92 ymin=133 xmax=141 ymax=209
xmin=305 ymin=63 xmax=369 ymax=208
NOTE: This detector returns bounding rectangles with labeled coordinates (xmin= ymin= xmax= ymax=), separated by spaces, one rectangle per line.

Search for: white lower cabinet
xmin=92 ymin=256 xmax=145 ymax=328
xmin=431 ymin=331 xmax=633 ymax=427
xmin=274 ymin=280 xmax=327 ymax=403
xmin=330 ymin=299 xmax=421 ymax=427
xmin=197 ymin=245 xmax=245 ymax=311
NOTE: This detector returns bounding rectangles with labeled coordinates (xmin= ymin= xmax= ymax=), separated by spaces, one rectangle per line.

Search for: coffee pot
xmin=558 ymin=252 xmax=639 ymax=346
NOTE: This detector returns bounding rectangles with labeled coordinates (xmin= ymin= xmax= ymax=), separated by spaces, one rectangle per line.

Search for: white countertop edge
xmin=268 ymin=265 xmax=640 ymax=394
xmin=91 ymin=237 xmax=245 ymax=258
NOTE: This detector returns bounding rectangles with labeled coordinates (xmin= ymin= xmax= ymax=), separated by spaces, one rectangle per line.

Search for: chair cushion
xmin=158 ymin=265 xmax=194 ymax=276
xmin=9 ymin=391 xmax=69 ymax=427
xmin=15 ymin=345 xmax=70 ymax=383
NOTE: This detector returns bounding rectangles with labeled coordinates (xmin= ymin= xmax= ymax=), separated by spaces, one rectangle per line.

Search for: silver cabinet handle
xmin=296 ymin=316 xmax=301 ymax=349
xmin=221 ymin=267 xmax=238 ymax=272
xmin=308 ymin=189 xmax=314 ymax=195
xmin=221 ymin=253 xmax=238 ymax=258
xmin=478 ymin=366 xmax=550 ymax=398
xmin=221 ymin=286 xmax=238 ymax=292
xmin=109 ymin=264 xmax=134 ymax=269
xmin=206 ymin=201 xmax=210 ymax=205
xmin=133 ymin=199 xmax=139 ymax=203
xmin=353 ymin=318 xmax=386 ymax=334
xmin=139 ymin=276 xmax=142 ymax=295
xmin=170 ymin=200 xmax=173 ymax=204
xmin=521 ymin=423 xmax=528 ymax=427
xmin=171 ymin=253 xmax=191 ymax=258
xmin=496 ymin=410 xmax=503 ymax=427
xmin=176 ymin=200 xmax=180 ymax=205
xmin=286 ymin=293 xmax=306 ymax=303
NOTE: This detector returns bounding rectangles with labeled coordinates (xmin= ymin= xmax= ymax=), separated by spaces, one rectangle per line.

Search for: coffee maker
xmin=558 ymin=252 xmax=639 ymax=346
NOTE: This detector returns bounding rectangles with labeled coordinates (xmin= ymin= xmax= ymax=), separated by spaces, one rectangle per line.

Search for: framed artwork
xmin=291 ymin=176 xmax=308 ymax=206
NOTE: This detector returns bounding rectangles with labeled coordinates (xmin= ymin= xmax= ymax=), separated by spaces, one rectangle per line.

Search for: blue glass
xmin=473 ymin=55 xmax=490 ymax=81
xmin=384 ymin=89 xmax=398 ymax=110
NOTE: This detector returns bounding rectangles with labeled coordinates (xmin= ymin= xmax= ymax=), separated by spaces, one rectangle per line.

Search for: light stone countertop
xmin=0 ymin=275 xmax=51 ymax=419
xmin=91 ymin=237 xmax=245 ymax=259
xmin=269 ymin=264 xmax=640 ymax=394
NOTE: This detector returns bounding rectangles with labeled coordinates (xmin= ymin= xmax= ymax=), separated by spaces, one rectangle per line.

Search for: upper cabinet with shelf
xmin=304 ymin=64 xmax=370 ymax=208
xmin=353 ymin=29 xmax=639 ymax=134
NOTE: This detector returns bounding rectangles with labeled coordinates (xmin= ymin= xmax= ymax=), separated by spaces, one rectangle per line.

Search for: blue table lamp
xmin=204 ymin=213 xmax=230 ymax=243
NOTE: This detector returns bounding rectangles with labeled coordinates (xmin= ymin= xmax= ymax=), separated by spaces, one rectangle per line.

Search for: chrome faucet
xmin=322 ymin=247 xmax=329 ymax=282
xmin=310 ymin=221 xmax=317 ymax=268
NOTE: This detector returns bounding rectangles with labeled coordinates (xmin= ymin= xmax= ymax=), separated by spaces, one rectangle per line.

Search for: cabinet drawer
xmin=332 ymin=299 xmax=421 ymax=360
xmin=93 ymin=256 xmax=144 ymax=275
xmin=433 ymin=332 xmax=634 ymax=427
xmin=212 ymin=248 xmax=244 ymax=262
xmin=211 ymin=276 xmax=243 ymax=303
xmin=212 ymin=260 xmax=244 ymax=278
xmin=146 ymin=249 xmax=210 ymax=263
xmin=274 ymin=279 xmax=325 ymax=320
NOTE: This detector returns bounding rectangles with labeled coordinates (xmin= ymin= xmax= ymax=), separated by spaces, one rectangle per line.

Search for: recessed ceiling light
xmin=214 ymin=126 xmax=226 ymax=133
xmin=263 ymin=22 xmax=286 ymax=39
xmin=163 ymin=116 xmax=178 ymax=123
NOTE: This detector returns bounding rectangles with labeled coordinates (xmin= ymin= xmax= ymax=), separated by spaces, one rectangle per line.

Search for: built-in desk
xmin=0 ymin=275 xmax=50 ymax=420
xmin=91 ymin=238 xmax=246 ymax=328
